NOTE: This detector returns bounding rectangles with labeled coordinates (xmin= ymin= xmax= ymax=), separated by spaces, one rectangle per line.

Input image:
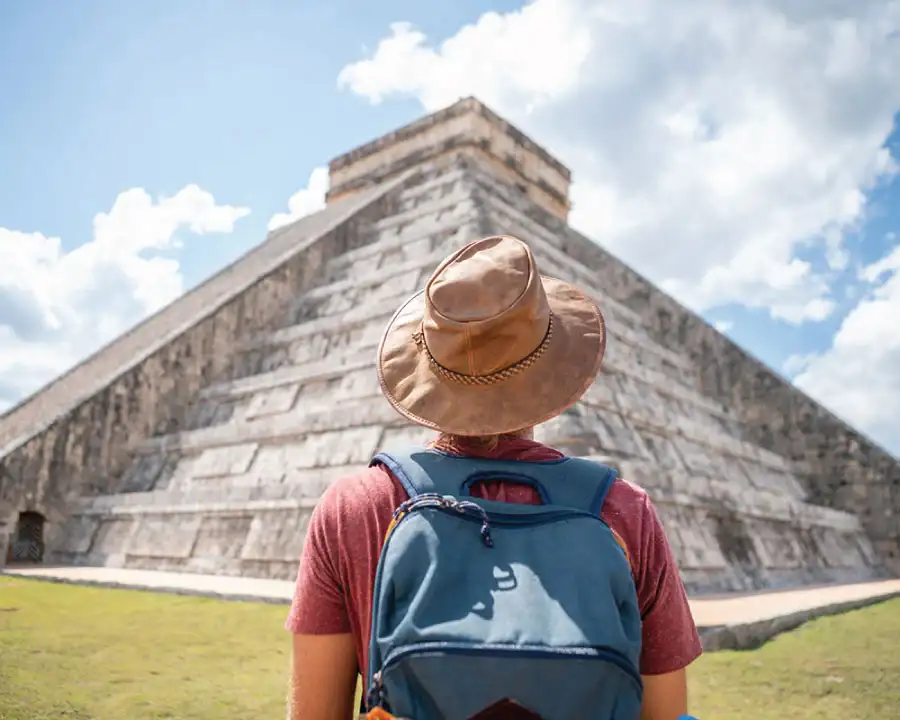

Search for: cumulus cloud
xmin=268 ymin=167 xmax=329 ymax=231
xmin=0 ymin=186 xmax=249 ymax=412
xmin=339 ymin=0 xmax=900 ymax=324
xmin=794 ymin=242 xmax=900 ymax=452
xmin=338 ymin=0 xmax=900 ymax=454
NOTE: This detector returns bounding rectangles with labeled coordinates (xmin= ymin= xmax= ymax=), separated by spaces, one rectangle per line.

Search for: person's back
xmin=286 ymin=236 xmax=702 ymax=720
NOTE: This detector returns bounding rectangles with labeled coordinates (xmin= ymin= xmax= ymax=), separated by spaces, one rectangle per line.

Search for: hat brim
xmin=376 ymin=276 xmax=606 ymax=436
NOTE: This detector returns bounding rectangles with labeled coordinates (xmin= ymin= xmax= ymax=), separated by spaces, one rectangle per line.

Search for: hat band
xmin=412 ymin=314 xmax=555 ymax=386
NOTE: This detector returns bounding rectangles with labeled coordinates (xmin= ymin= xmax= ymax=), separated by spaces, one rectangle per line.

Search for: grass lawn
xmin=1 ymin=576 xmax=898 ymax=719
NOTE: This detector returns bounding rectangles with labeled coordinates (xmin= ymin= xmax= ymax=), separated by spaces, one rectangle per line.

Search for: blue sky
xmin=2 ymin=0 xmax=899 ymax=453
xmin=0 ymin=1 xmax=516 ymax=282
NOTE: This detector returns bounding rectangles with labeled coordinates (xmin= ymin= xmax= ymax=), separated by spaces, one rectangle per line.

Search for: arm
xmin=288 ymin=633 xmax=358 ymax=720
xmin=284 ymin=483 xmax=362 ymax=720
xmin=628 ymin=489 xmax=702 ymax=719
xmin=640 ymin=668 xmax=688 ymax=720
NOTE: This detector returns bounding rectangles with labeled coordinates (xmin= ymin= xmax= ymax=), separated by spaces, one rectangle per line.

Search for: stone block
xmin=613 ymin=375 xmax=674 ymax=431
xmin=581 ymin=376 xmax=620 ymax=412
xmin=540 ymin=406 xmax=648 ymax=459
xmin=192 ymin=515 xmax=253 ymax=559
xmin=191 ymin=444 xmax=259 ymax=479
xmin=671 ymin=438 xmax=727 ymax=478
xmin=249 ymin=426 xmax=384 ymax=475
xmin=334 ymin=367 xmax=382 ymax=401
xmin=116 ymin=453 xmax=168 ymax=494
xmin=241 ymin=509 xmax=311 ymax=562
xmin=128 ymin=514 xmax=201 ymax=558
xmin=89 ymin=518 xmax=136 ymax=555
xmin=57 ymin=516 xmax=100 ymax=554
xmin=245 ymin=385 xmax=300 ymax=420
xmin=289 ymin=333 xmax=331 ymax=365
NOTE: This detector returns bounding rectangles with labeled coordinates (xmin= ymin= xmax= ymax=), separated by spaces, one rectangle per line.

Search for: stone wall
xmin=0 ymin=178 xmax=410 ymax=565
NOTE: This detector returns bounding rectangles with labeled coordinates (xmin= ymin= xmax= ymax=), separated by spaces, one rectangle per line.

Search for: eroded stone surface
xmin=1 ymin=98 xmax=895 ymax=591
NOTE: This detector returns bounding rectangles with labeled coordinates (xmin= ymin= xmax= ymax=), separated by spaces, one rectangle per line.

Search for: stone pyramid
xmin=1 ymin=98 xmax=897 ymax=594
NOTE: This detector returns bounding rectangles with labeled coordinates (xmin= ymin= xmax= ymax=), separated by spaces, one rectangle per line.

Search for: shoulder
xmin=310 ymin=465 xmax=406 ymax=538
xmin=603 ymin=475 xmax=654 ymax=519
xmin=599 ymin=476 xmax=664 ymax=561
xmin=314 ymin=464 xmax=403 ymax=525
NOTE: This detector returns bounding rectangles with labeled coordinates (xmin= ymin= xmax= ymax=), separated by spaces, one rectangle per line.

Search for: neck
xmin=431 ymin=428 xmax=536 ymax=455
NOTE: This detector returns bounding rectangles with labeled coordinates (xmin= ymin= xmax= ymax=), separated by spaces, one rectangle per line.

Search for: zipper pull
xmin=454 ymin=498 xmax=493 ymax=548
xmin=365 ymin=671 xmax=386 ymax=712
xmin=480 ymin=520 xmax=493 ymax=548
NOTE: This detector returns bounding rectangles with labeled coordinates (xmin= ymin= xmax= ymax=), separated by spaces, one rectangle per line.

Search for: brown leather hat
xmin=377 ymin=235 xmax=606 ymax=436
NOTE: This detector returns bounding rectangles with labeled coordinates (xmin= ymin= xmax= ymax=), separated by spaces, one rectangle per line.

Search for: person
xmin=286 ymin=235 xmax=702 ymax=720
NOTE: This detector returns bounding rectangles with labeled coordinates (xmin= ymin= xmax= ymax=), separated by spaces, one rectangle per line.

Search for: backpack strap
xmin=554 ymin=456 xmax=618 ymax=515
xmin=370 ymin=447 xmax=468 ymax=498
xmin=370 ymin=447 xmax=617 ymax=515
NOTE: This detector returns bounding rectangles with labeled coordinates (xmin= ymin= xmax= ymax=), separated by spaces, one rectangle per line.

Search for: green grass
xmin=1 ymin=576 xmax=898 ymax=719
xmin=0 ymin=576 xmax=292 ymax=719
xmin=689 ymin=596 xmax=900 ymax=720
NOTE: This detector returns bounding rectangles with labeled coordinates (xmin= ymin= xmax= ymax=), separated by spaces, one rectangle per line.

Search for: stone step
xmin=244 ymin=261 xmax=700 ymax=402
xmin=369 ymin=174 xmax=476 ymax=233
xmin=321 ymin=201 xmax=480 ymax=288
xmin=581 ymin=451 xmax=860 ymax=535
xmin=168 ymin=348 xmax=776 ymax=478
xmin=324 ymin=168 xmax=476 ymax=269
xmin=236 ymin=297 xmax=401 ymax=357
xmin=140 ymin=392 xmax=796 ymax=508
xmin=202 ymin=354 xmax=374 ymax=401
xmin=77 ymin=463 xmax=367 ymax=512
xmin=174 ymin=383 xmax=688 ymax=461
xmin=274 ymin=231 xmax=695 ymax=382
xmin=78 ymin=445 xmax=856 ymax=532
xmin=221 ymin=309 xmax=723 ymax=439
xmin=72 ymin=495 xmax=319 ymax=516
xmin=304 ymin=248 xmax=446 ymax=303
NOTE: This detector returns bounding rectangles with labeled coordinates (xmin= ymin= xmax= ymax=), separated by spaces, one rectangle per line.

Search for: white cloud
xmin=0 ymin=186 xmax=249 ymax=411
xmin=795 ymin=243 xmax=900 ymax=453
xmin=268 ymin=167 xmax=329 ymax=231
xmin=338 ymin=0 xmax=900 ymax=454
xmin=338 ymin=0 xmax=900 ymax=325
xmin=713 ymin=320 xmax=734 ymax=333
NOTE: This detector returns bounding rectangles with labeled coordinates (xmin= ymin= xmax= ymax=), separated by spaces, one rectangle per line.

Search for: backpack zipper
xmin=386 ymin=642 xmax=641 ymax=685
xmin=390 ymin=492 xmax=607 ymax=546
xmin=369 ymin=641 xmax=643 ymax=711
xmin=392 ymin=493 xmax=496 ymax=547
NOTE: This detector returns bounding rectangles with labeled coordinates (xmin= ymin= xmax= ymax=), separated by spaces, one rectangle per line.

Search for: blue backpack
xmin=365 ymin=447 xmax=643 ymax=720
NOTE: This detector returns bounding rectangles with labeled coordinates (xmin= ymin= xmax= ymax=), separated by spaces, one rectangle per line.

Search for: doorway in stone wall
xmin=5 ymin=511 xmax=46 ymax=564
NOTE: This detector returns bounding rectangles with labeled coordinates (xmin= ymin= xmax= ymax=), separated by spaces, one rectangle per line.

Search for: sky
xmin=1 ymin=0 xmax=899 ymax=457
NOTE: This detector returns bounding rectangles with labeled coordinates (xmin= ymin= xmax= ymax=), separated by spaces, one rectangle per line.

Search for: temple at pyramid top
xmin=1 ymin=97 xmax=897 ymax=594
xmin=326 ymin=97 xmax=572 ymax=221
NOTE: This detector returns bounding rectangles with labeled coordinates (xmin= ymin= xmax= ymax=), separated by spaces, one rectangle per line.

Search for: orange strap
xmin=365 ymin=708 xmax=397 ymax=720
xmin=610 ymin=527 xmax=632 ymax=570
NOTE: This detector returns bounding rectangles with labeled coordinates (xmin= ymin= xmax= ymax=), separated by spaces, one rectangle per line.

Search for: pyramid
xmin=1 ymin=98 xmax=897 ymax=594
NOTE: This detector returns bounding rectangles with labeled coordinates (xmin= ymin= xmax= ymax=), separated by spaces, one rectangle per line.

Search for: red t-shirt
xmin=286 ymin=436 xmax=702 ymax=678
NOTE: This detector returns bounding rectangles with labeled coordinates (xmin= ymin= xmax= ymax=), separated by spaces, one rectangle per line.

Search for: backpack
xmin=364 ymin=446 xmax=643 ymax=720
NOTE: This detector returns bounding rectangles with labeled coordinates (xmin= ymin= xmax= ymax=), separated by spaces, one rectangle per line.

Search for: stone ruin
xmin=1 ymin=97 xmax=898 ymax=595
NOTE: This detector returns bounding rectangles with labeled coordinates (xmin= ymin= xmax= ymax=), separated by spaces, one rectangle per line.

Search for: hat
xmin=377 ymin=235 xmax=606 ymax=436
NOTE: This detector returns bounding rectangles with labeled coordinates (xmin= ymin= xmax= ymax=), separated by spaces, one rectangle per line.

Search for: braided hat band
xmin=411 ymin=314 xmax=555 ymax=386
